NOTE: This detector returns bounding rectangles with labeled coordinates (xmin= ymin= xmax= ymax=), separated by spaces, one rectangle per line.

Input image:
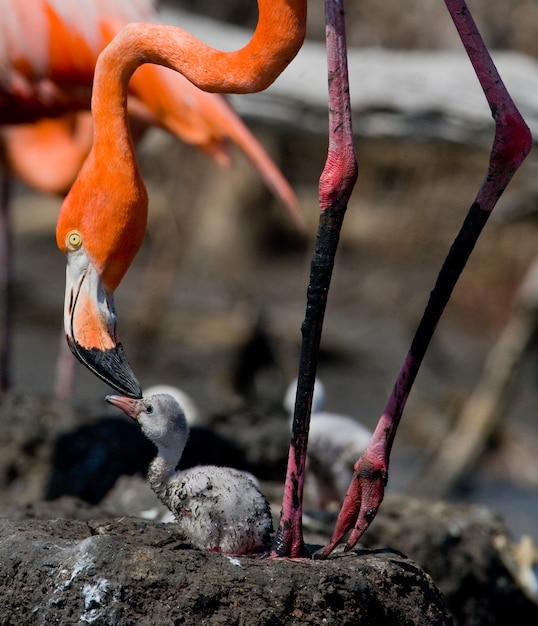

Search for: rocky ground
xmin=0 ymin=393 xmax=537 ymax=625
xmin=1 ymin=516 xmax=449 ymax=626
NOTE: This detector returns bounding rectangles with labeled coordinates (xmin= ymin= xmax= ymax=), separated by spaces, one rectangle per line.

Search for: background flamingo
xmin=0 ymin=0 xmax=300 ymax=393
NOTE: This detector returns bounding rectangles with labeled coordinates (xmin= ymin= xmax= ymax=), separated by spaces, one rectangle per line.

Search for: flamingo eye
xmin=66 ymin=231 xmax=82 ymax=250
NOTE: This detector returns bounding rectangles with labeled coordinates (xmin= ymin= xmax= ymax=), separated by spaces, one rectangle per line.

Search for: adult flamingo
xmin=55 ymin=0 xmax=307 ymax=398
xmin=0 ymin=0 xmax=301 ymax=391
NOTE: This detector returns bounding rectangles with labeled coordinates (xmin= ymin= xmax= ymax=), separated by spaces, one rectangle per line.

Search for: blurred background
xmin=5 ymin=0 xmax=538 ymax=539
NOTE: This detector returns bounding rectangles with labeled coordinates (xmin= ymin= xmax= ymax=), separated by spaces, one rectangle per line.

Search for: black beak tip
xmin=67 ymin=338 xmax=142 ymax=398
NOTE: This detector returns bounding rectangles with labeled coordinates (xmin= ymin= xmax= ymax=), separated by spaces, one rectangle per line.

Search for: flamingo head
xmin=56 ymin=156 xmax=148 ymax=398
xmin=106 ymin=393 xmax=189 ymax=455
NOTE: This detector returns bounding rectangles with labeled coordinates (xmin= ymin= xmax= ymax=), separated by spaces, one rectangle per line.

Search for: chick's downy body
xmin=107 ymin=392 xmax=273 ymax=555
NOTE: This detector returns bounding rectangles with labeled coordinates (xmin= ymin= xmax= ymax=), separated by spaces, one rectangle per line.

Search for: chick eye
xmin=66 ymin=231 xmax=82 ymax=250
xmin=145 ymin=403 xmax=153 ymax=414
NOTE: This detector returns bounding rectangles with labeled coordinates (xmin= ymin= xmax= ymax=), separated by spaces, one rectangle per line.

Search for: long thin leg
xmin=0 ymin=165 xmax=12 ymax=393
xmin=317 ymin=0 xmax=532 ymax=559
xmin=271 ymin=0 xmax=358 ymax=558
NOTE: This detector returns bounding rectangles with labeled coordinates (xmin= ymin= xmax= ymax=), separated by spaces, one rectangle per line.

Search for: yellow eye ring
xmin=66 ymin=231 xmax=82 ymax=250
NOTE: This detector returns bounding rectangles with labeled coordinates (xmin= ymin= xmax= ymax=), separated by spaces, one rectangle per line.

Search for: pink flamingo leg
xmin=317 ymin=0 xmax=532 ymax=559
xmin=272 ymin=0 xmax=358 ymax=558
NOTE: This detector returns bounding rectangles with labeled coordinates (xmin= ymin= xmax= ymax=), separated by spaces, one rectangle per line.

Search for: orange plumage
xmin=0 ymin=0 xmax=298 ymax=207
xmin=0 ymin=0 xmax=304 ymax=392
xmin=53 ymin=0 xmax=306 ymax=396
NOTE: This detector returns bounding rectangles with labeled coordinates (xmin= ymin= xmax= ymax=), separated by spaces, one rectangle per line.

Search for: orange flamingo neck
xmin=94 ymin=1 xmax=306 ymax=100
xmin=91 ymin=1 xmax=307 ymax=147
xmin=58 ymin=1 xmax=307 ymax=290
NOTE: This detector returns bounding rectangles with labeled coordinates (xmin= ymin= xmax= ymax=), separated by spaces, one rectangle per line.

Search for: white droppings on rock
xmin=80 ymin=578 xmax=119 ymax=624
xmin=53 ymin=537 xmax=96 ymax=595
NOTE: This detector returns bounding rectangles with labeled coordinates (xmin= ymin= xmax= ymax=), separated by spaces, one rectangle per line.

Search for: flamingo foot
xmin=314 ymin=448 xmax=387 ymax=559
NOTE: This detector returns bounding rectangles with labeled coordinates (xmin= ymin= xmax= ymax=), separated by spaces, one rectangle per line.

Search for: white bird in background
xmin=284 ymin=378 xmax=372 ymax=510
xmin=106 ymin=392 xmax=273 ymax=555
xmin=143 ymin=384 xmax=202 ymax=425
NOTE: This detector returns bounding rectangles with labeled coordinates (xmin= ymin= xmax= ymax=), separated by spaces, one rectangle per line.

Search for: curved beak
xmin=64 ymin=248 xmax=142 ymax=398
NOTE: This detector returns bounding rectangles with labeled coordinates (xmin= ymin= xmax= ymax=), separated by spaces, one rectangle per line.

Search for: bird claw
xmin=315 ymin=450 xmax=387 ymax=559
